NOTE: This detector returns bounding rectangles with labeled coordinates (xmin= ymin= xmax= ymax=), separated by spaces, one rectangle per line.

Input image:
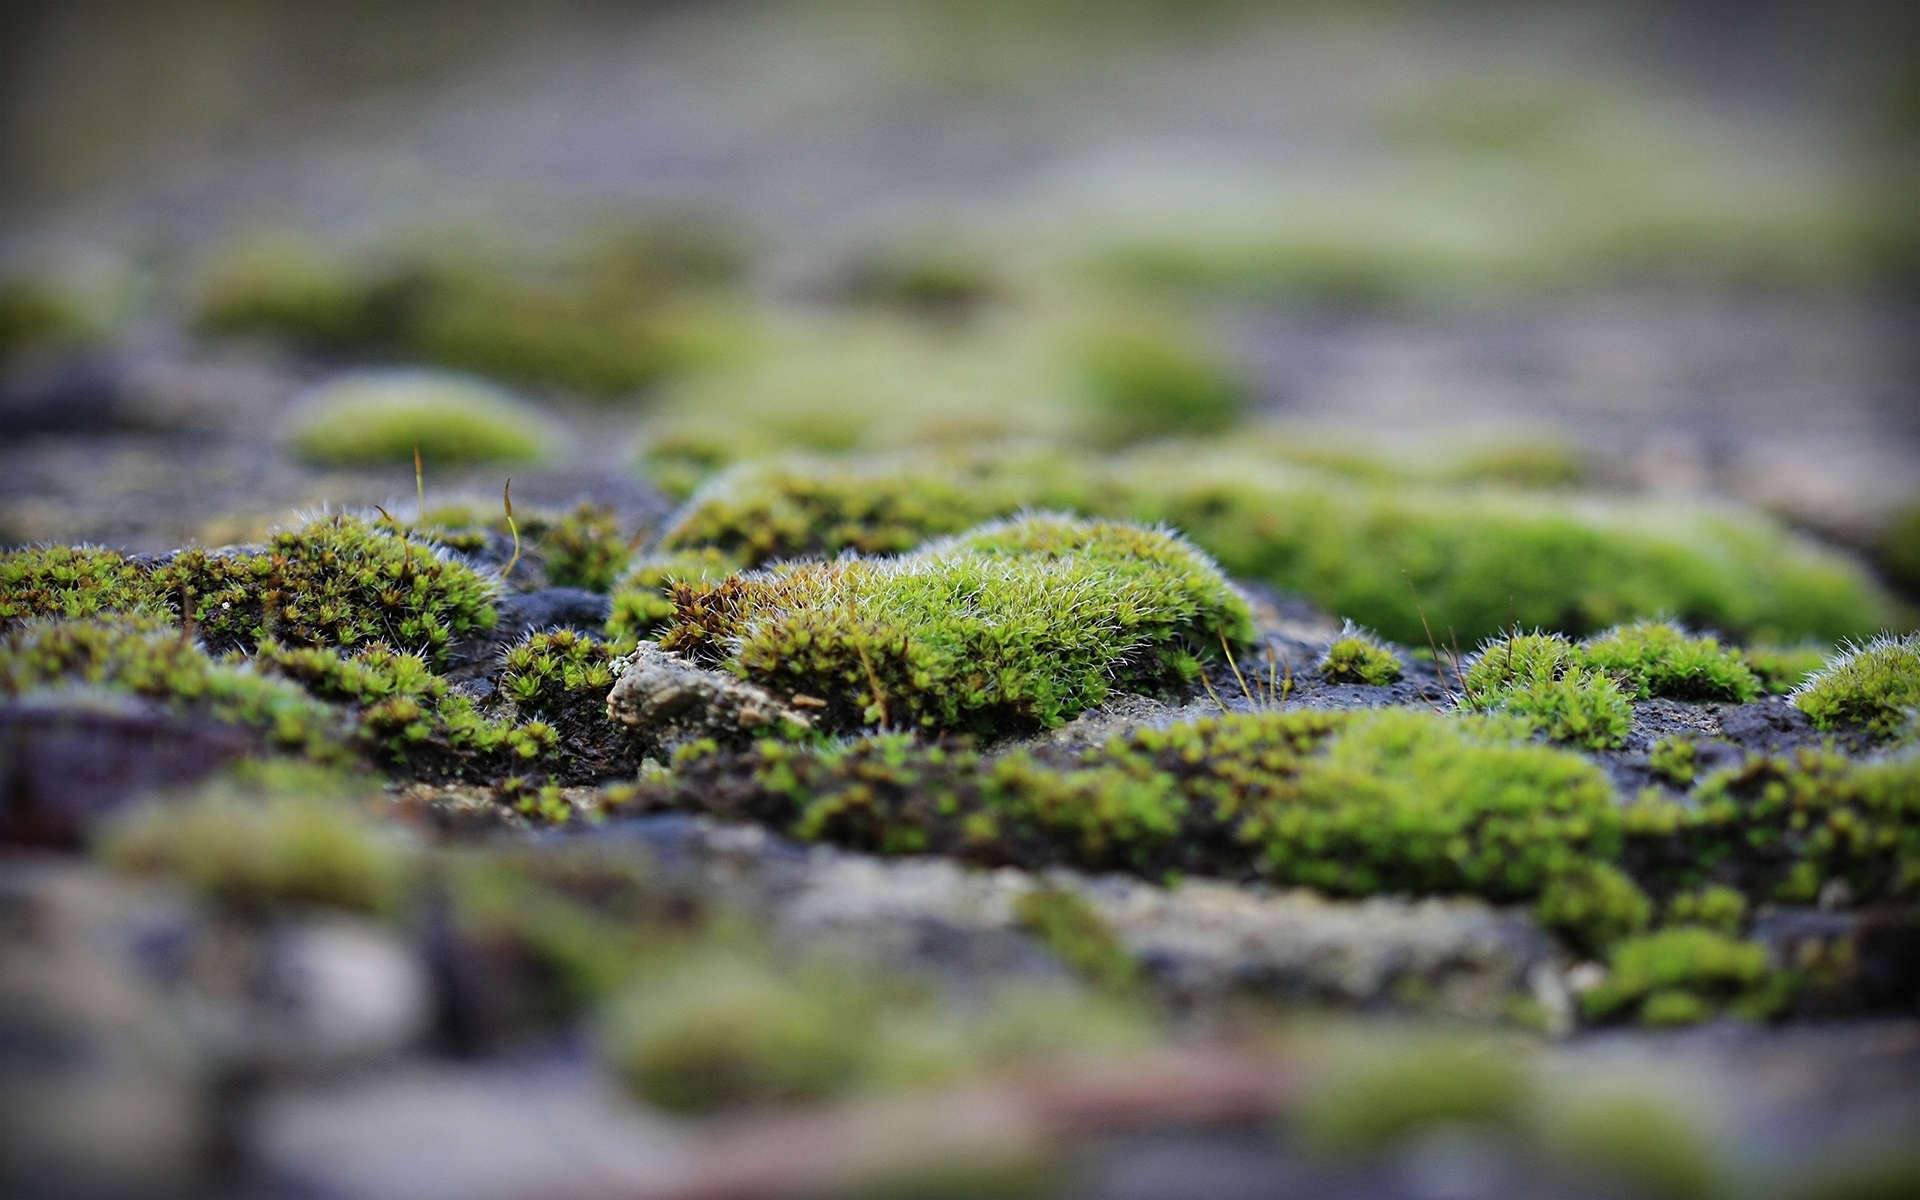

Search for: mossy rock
xmin=1792 ymin=634 xmax=1920 ymax=742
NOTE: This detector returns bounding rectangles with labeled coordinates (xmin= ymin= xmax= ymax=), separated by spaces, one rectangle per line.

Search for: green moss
xmin=651 ymin=708 xmax=1620 ymax=901
xmin=657 ymin=515 xmax=1254 ymax=736
xmin=192 ymin=227 xmax=748 ymax=398
xmin=399 ymin=501 xmax=633 ymax=593
xmin=1792 ymin=634 xmax=1920 ymax=741
xmin=154 ymin=512 xmax=498 ymax=665
xmin=1 ymin=616 xmax=352 ymax=763
xmin=1649 ymin=736 xmax=1698 ymax=787
xmin=1875 ymin=501 xmax=1920 ymax=598
xmin=1012 ymin=888 xmax=1139 ymax=992
xmin=1318 ymin=630 xmax=1402 ymax=685
xmin=1297 ymin=1039 xmax=1526 ymax=1157
xmin=0 ymin=545 xmax=166 ymax=631
xmin=598 ymin=951 xmax=867 ymax=1114
xmin=1743 ymin=643 xmax=1832 ymax=694
xmin=1648 ymin=748 xmax=1920 ymax=903
xmin=98 ymin=765 xmax=406 ymax=915
xmin=1579 ymin=927 xmax=1787 ymax=1025
xmin=1664 ymin=885 xmax=1747 ymax=936
xmin=658 ymin=449 xmax=1893 ymax=646
xmin=0 ymin=276 xmax=99 ymax=363
xmin=1535 ymin=1090 xmax=1719 ymax=1200
xmin=1070 ymin=313 xmax=1244 ymax=442
xmin=1535 ymin=862 xmax=1652 ymax=957
xmin=286 ymin=370 xmax=554 ymax=467
xmin=1461 ymin=634 xmax=1632 ymax=749
xmin=1577 ymin=621 xmax=1760 ymax=702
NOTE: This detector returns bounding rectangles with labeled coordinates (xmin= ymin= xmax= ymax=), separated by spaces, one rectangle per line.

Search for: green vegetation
xmin=1792 ymin=634 xmax=1920 ymax=740
xmin=1296 ymin=1039 xmax=1526 ymax=1157
xmin=0 ymin=275 xmax=99 ymax=363
xmin=192 ymin=225 xmax=749 ymax=398
xmin=1649 ymin=736 xmax=1698 ymax=787
xmin=1577 ymin=622 xmax=1761 ymax=702
xmin=1317 ymin=629 xmax=1402 ymax=685
xmin=1638 ymin=749 xmax=1920 ymax=903
xmin=98 ymin=765 xmax=407 ymax=915
xmin=0 ymin=544 xmax=166 ymax=630
xmin=1070 ymin=312 xmax=1244 ymax=442
xmin=1742 ymin=643 xmax=1832 ymax=694
xmin=605 ymin=547 xmax=739 ymax=643
xmin=399 ymin=500 xmax=634 ymax=592
xmin=1012 ymin=888 xmax=1139 ymax=992
xmin=154 ymin=512 xmax=498 ymax=665
xmin=1665 ymin=885 xmax=1747 ymax=936
xmin=1535 ymin=862 xmax=1652 ymax=957
xmin=656 ymin=450 xmax=1894 ymax=646
xmin=645 ymin=708 xmax=1622 ymax=899
xmin=1 ymin=616 xmax=352 ymax=763
xmin=1578 ymin=927 xmax=1790 ymax=1026
xmin=656 ymin=515 xmax=1253 ymax=736
xmin=286 ymin=371 xmax=554 ymax=467
xmin=1532 ymin=1089 xmax=1719 ymax=1200
xmin=1460 ymin=633 xmax=1632 ymax=749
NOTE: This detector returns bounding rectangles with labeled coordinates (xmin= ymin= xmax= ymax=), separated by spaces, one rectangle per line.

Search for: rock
xmin=605 ymin=643 xmax=814 ymax=758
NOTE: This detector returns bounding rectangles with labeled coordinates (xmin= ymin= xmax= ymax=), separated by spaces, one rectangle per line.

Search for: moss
xmin=1577 ymin=621 xmax=1760 ymax=702
xmin=154 ymin=512 xmax=498 ymax=665
xmin=490 ymin=629 xmax=636 ymax=780
xmin=656 ymin=515 xmax=1254 ymax=736
xmin=1535 ymin=862 xmax=1653 ymax=957
xmin=399 ymin=500 xmax=633 ymax=592
xmin=1649 ymin=736 xmax=1698 ymax=787
xmin=657 ymin=449 xmax=1893 ymax=646
xmin=1012 ymin=888 xmax=1139 ymax=992
xmin=0 ymin=545 xmax=166 ymax=631
xmin=650 ymin=708 xmax=1621 ymax=902
xmin=1070 ymin=313 xmax=1244 ymax=442
xmin=98 ymin=765 xmax=406 ymax=915
xmin=1296 ymin=1039 xmax=1526 ymax=1157
xmin=0 ymin=276 xmax=99 ymax=363
xmin=1318 ymin=630 xmax=1403 ymax=685
xmin=1874 ymin=500 xmax=1920 ymax=598
xmin=1648 ymin=748 xmax=1920 ymax=903
xmin=1578 ymin=927 xmax=1787 ymax=1025
xmin=1664 ymin=885 xmax=1747 ymax=936
xmin=1743 ymin=643 xmax=1833 ymax=694
xmin=286 ymin=370 xmax=554 ymax=467
xmin=192 ymin=227 xmax=749 ymax=398
xmin=598 ymin=951 xmax=867 ymax=1114
xmin=605 ymin=547 xmax=740 ymax=644
xmin=1 ymin=616 xmax=352 ymax=763
xmin=840 ymin=243 xmax=1003 ymax=318
xmin=1792 ymin=634 xmax=1920 ymax=741
xmin=1461 ymin=633 xmax=1632 ymax=749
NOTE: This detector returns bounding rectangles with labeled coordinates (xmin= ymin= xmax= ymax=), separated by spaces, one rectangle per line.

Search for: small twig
xmin=1405 ymin=572 xmax=1454 ymax=712
xmin=1220 ymin=630 xmax=1256 ymax=707
xmin=414 ymin=443 xmax=426 ymax=525
xmin=1199 ymin=668 xmax=1231 ymax=715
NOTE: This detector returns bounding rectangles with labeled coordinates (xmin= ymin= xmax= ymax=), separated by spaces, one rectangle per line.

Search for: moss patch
xmin=1578 ymin=927 xmax=1790 ymax=1026
xmin=1792 ymin=634 xmax=1920 ymax=741
xmin=0 ymin=545 xmax=166 ymax=631
xmin=286 ymin=370 xmax=554 ymax=467
xmin=1318 ymin=629 xmax=1403 ymax=685
xmin=655 ymin=515 xmax=1253 ymax=737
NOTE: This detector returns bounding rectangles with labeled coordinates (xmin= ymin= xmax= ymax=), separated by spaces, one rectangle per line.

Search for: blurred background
xmin=3 ymin=0 xmax=1917 ymax=576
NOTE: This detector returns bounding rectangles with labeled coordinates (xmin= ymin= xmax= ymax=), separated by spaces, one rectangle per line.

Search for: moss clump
xmin=1534 ymin=1090 xmax=1719 ymax=1200
xmin=598 ymin=952 xmax=867 ymax=1114
xmin=1012 ymin=888 xmax=1139 ymax=992
xmin=1460 ymin=633 xmax=1632 ymax=749
xmin=155 ymin=512 xmax=497 ymax=665
xmin=1 ymin=617 xmax=351 ymax=763
xmin=97 ymin=765 xmax=406 ymax=915
xmin=605 ymin=547 xmax=739 ymax=644
xmin=0 ymin=545 xmax=165 ymax=630
xmin=192 ymin=227 xmax=748 ymax=398
xmin=1578 ymin=927 xmax=1789 ymax=1026
xmin=1318 ymin=630 xmax=1402 ymax=685
xmin=1648 ymin=736 xmax=1698 ymax=787
xmin=1577 ymin=621 xmax=1760 ymax=702
xmin=1640 ymin=749 xmax=1920 ymax=903
xmin=252 ymin=639 xmax=560 ymax=778
xmin=1535 ymin=862 xmax=1652 ymax=957
xmin=1664 ymin=885 xmax=1747 ymax=936
xmin=658 ymin=449 xmax=1893 ymax=646
xmin=657 ymin=515 xmax=1254 ymax=736
xmin=1792 ymin=634 xmax=1920 ymax=741
xmin=1071 ymin=314 xmax=1244 ymax=442
xmin=286 ymin=370 xmax=554 ymax=467
xmin=649 ymin=708 xmax=1620 ymax=902
xmin=491 ymin=629 xmax=634 ymax=780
